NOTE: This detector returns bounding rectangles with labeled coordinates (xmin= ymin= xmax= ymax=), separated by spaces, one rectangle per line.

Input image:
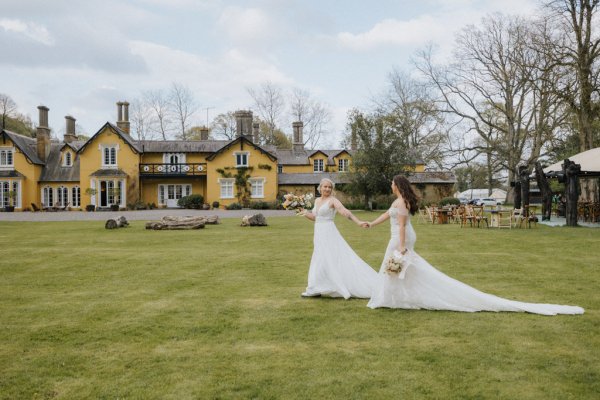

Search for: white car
xmin=476 ymin=198 xmax=501 ymax=206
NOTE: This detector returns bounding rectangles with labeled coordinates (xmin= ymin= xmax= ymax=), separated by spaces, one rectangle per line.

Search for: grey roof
xmin=77 ymin=122 xmax=142 ymax=154
xmin=137 ymin=139 xmax=231 ymax=153
xmin=277 ymin=172 xmax=351 ymax=185
xmin=408 ymin=171 xmax=456 ymax=184
xmin=1 ymin=130 xmax=44 ymax=165
xmin=90 ymin=168 xmax=128 ymax=177
xmin=62 ymin=141 xmax=86 ymax=152
xmin=275 ymin=149 xmax=354 ymax=166
xmin=0 ymin=170 xmax=25 ymax=178
xmin=39 ymin=143 xmax=80 ymax=182
xmin=206 ymin=136 xmax=277 ymax=161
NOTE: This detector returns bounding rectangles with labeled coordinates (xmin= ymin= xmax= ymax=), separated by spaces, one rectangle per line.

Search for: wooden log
xmin=241 ymin=213 xmax=267 ymax=226
xmin=145 ymin=220 xmax=205 ymax=230
xmin=161 ymin=215 xmax=220 ymax=225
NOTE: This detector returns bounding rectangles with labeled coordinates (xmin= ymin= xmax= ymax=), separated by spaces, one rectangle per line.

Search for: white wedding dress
xmin=304 ymin=198 xmax=378 ymax=299
xmin=367 ymin=206 xmax=584 ymax=315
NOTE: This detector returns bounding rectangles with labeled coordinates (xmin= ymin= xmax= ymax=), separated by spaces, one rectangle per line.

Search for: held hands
xmin=359 ymin=221 xmax=371 ymax=228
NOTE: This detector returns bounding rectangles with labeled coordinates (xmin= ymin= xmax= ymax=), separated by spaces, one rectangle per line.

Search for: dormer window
xmin=63 ymin=151 xmax=73 ymax=167
xmin=235 ymin=152 xmax=249 ymax=167
xmin=338 ymin=158 xmax=349 ymax=172
xmin=0 ymin=148 xmax=14 ymax=169
xmin=102 ymin=145 xmax=118 ymax=168
xmin=313 ymin=159 xmax=324 ymax=173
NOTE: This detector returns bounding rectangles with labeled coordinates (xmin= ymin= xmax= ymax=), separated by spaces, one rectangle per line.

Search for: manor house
xmin=0 ymin=103 xmax=455 ymax=211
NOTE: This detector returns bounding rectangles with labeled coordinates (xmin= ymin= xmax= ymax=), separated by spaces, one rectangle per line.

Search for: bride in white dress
xmin=366 ymin=175 xmax=584 ymax=315
xmin=300 ymin=178 xmax=378 ymax=299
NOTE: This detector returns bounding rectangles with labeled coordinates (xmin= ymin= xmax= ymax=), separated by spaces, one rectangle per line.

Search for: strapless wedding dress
xmin=367 ymin=207 xmax=584 ymax=315
xmin=304 ymin=199 xmax=378 ymax=298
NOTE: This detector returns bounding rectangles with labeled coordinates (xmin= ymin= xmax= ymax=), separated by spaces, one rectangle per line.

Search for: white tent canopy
xmin=543 ymin=147 xmax=600 ymax=174
xmin=457 ymin=188 xmax=507 ymax=201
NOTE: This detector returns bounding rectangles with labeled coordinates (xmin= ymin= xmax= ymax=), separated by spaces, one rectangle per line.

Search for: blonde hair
xmin=317 ymin=178 xmax=335 ymax=195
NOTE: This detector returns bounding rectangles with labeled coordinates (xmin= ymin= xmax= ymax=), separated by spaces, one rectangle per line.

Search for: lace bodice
xmin=313 ymin=198 xmax=336 ymax=222
xmin=389 ymin=206 xmax=416 ymax=249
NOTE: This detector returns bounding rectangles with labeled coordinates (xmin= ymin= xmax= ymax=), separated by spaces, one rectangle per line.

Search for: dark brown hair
xmin=393 ymin=175 xmax=419 ymax=215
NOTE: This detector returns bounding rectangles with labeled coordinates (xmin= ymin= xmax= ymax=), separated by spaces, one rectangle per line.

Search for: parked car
xmin=475 ymin=198 xmax=501 ymax=206
xmin=458 ymin=197 xmax=469 ymax=204
xmin=467 ymin=198 xmax=480 ymax=205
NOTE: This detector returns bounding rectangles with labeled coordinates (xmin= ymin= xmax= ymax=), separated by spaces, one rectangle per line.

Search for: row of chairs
xmin=418 ymin=205 xmax=538 ymax=229
xmin=31 ymin=202 xmax=70 ymax=212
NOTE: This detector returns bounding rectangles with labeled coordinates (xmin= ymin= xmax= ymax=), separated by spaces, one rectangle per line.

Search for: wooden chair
xmin=416 ymin=208 xmax=428 ymax=223
xmin=511 ymin=208 xmax=523 ymax=228
xmin=31 ymin=203 xmax=41 ymax=212
xmin=461 ymin=205 xmax=475 ymax=228
xmin=521 ymin=205 xmax=538 ymax=228
xmin=496 ymin=210 xmax=512 ymax=229
xmin=471 ymin=205 xmax=489 ymax=228
xmin=425 ymin=206 xmax=437 ymax=224
xmin=56 ymin=202 xmax=70 ymax=211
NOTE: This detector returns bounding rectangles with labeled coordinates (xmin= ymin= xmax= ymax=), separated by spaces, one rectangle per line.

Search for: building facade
xmin=0 ymin=103 xmax=456 ymax=211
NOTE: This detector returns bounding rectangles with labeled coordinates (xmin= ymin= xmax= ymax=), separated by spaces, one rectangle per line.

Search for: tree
xmin=210 ymin=112 xmax=237 ymax=140
xmin=255 ymin=118 xmax=291 ymax=149
xmin=378 ymin=70 xmax=447 ymax=168
xmin=130 ymin=97 xmax=156 ymax=141
xmin=170 ymin=82 xmax=197 ymax=140
xmin=345 ymin=109 xmax=415 ymax=208
xmin=247 ymin=82 xmax=285 ymax=146
xmin=289 ymin=88 xmax=332 ymax=149
xmin=0 ymin=93 xmax=17 ymax=130
xmin=544 ymin=0 xmax=600 ymax=152
xmin=415 ymin=14 xmax=557 ymax=198
xmin=144 ymin=89 xmax=173 ymax=140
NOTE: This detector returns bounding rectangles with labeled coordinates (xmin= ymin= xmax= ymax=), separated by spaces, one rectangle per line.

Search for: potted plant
xmin=5 ymin=190 xmax=17 ymax=212
xmin=85 ymin=187 xmax=97 ymax=212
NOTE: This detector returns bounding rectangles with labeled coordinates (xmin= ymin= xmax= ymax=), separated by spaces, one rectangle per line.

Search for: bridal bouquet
xmin=385 ymin=250 xmax=412 ymax=279
xmin=282 ymin=193 xmax=314 ymax=214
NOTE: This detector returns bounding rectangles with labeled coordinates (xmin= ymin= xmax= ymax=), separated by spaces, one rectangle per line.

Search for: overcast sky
xmin=1 ymin=0 xmax=539 ymax=146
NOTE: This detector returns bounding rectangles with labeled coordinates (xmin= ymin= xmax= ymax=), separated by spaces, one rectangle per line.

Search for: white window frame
xmin=0 ymin=181 xmax=19 ymax=208
xmin=338 ymin=158 xmax=349 ymax=172
xmin=63 ymin=151 xmax=73 ymax=167
xmin=101 ymin=145 xmax=118 ymax=168
xmin=158 ymin=184 xmax=192 ymax=206
xmin=313 ymin=159 xmax=324 ymax=173
xmin=219 ymin=178 xmax=235 ymax=199
xmin=57 ymin=186 xmax=69 ymax=207
xmin=0 ymin=148 xmax=15 ymax=170
xmin=277 ymin=164 xmax=283 ymax=174
xmin=234 ymin=152 xmax=249 ymax=168
xmin=42 ymin=186 xmax=54 ymax=207
xmin=250 ymin=178 xmax=265 ymax=199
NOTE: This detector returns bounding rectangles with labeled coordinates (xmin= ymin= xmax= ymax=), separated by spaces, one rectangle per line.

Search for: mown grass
xmin=0 ymin=214 xmax=598 ymax=399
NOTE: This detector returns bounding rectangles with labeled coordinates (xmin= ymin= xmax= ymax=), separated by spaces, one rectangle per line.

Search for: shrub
xmin=212 ymin=201 xmax=220 ymax=209
xmin=250 ymin=201 xmax=270 ymax=210
xmin=85 ymin=205 xmax=96 ymax=212
xmin=226 ymin=202 xmax=242 ymax=210
xmin=439 ymin=197 xmax=461 ymax=206
xmin=177 ymin=194 xmax=205 ymax=209
xmin=147 ymin=203 xmax=157 ymax=210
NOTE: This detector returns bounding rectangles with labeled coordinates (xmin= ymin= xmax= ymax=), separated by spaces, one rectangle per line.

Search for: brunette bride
xmin=366 ymin=175 xmax=584 ymax=315
xmin=300 ymin=178 xmax=377 ymax=299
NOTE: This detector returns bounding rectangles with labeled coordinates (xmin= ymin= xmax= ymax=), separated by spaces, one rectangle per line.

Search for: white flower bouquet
xmin=384 ymin=250 xmax=412 ymax=279
xmin=282 ymin=193 xmax=314 ymax=214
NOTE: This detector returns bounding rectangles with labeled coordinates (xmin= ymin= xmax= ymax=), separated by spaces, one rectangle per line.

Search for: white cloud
xmin=0 ymin=18 xmax=54 ymax=45
xmin=336 ymin=15 xmax=447 ymax=51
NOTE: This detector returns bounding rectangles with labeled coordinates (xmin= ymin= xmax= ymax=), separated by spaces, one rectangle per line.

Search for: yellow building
xmin=0 ymin=103 xmax=455 ymax=211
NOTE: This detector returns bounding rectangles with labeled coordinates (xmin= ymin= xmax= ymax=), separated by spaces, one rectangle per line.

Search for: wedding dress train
xmin=367 ymin=207 xmax=584 ymax=315
xmin=304 ymin=199 xmax=378 ymax=299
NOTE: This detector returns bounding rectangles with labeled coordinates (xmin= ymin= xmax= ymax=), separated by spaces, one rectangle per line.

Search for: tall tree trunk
xmin=535 ymin=161 xmax=552 ymax=220
xmin=519 ymin=165 xmax=530 ymax=215
xmin=563 ymin=159 xmax=581 ymax=227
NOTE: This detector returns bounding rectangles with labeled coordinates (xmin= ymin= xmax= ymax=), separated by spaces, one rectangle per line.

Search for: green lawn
xmin=1 ymin=214 xmax=598 ymax=399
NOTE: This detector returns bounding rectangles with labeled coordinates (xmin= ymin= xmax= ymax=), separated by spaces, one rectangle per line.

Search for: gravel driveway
xmin=0 ymin=209 xmax=295 ymax=222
